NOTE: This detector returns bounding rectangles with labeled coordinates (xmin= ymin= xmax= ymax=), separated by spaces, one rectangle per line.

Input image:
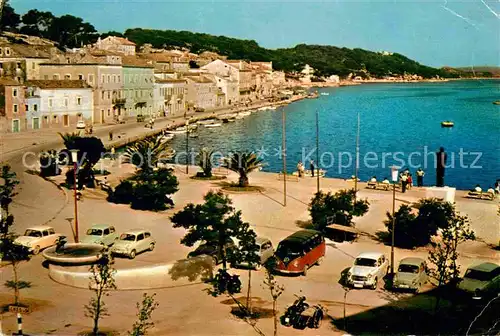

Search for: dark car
xmin=188 ymin=242 xmax=235 ymax=265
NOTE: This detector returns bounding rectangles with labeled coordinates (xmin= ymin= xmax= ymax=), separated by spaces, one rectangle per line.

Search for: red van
xmin=274 ymin=229 xmax=326 ymax=275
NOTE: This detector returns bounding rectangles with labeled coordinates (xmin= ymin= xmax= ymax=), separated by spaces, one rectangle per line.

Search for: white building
xmin=25 ymin=80 xmax=94 ymax=128
xmin=153 ymin=78 xmax=187 ymax=117
xmin=95 ymin=36 xmax=136 ymax=56
xmin=184 ymin=74 xmax=217 ymax=111
xmin=300 ymin=64 xmax=315 ymax=83
xmin=206 ymin=74 xmax=239 ymax=106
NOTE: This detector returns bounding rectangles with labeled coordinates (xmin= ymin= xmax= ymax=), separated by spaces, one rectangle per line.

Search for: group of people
xmin=296 ymin=160 xmax=317 ymax=178
xmin=472 ymin=180 xmax=500 ymax=195
xmin=367 ymin=168 xmax=425 ymax=193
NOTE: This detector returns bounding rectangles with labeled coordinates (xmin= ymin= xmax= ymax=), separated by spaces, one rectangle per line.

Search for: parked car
xmin=188 ymin=241 xmax=236 ymax=265
xmin=457 ymin=262 xmax=500 ymax=300
xmin=14 ymin=226 xmax=61 ymax=255
xmin=81 ymin=224 xmax=119 ymax=246
xmin=234 ymin=237 xmax=274 ymax=269
xmin=346 ymin=252 xmax=389 ymax=289
xmin=111 ymin=229 xmax=155 ymax=259
xmin=76 ymin=120 xmax=86 ymax=129
xmin=392 ymin=257 xmax=427 ymax=292
xmin=274 ymin=229 xmax=325 ymax=276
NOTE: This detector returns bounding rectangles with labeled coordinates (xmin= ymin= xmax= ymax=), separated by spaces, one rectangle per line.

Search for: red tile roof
xmin=25 ymin=80 xmax=92 ymax=89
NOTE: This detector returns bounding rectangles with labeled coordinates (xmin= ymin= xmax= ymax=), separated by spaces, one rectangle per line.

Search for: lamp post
xmin=185 ymin=117 xmax=189 ymax=174
xmin=70 ymin=149 xmax=80 ymax=243
xmin=354 ymin=112 xmax=360 ymax=199
xmin=390 ymin=165 xmax=399 ymax=274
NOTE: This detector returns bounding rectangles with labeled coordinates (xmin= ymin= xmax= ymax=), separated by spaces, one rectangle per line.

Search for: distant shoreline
xmin=306 ymin=77 xmax=499 ymax=88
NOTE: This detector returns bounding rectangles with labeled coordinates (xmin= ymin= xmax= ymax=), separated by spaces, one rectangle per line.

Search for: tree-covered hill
xmin=124 ymin=28 xmax=453 ymax=79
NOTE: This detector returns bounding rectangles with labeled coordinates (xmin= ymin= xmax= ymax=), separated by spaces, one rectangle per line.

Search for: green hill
xmin=124 ymin=28 xmax=455 ymax=79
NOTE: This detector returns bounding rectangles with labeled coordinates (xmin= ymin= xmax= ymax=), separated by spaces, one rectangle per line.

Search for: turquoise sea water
xmin=170 ymin=80 xmax=500 ymax=190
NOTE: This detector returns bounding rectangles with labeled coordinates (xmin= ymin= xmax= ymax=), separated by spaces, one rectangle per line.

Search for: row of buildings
xmin=0 ymin=35 xmax=288 ymax=133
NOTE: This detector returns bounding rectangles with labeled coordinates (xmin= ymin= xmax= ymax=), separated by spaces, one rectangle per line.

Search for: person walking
xmin=407 ymin=173 xmax=413 ymax=190
xmin=110 ymin=146 xmax=116 ymax=160
xmin=401 ymin=173 xmax=408 ymax=193
xmin=416 ymin=168 xmax=425 ymax=187
xmin=310 ymin=160 xmax=315 ymax=177
xmin=297 ymin=161 xmax=304 ymax=177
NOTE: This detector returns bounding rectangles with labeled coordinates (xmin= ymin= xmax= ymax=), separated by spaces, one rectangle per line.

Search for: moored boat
xmin=159 ymin=133 xmax=175 ymax=143
xmin=197 ymin=119 xmax=217 ymax=125
xmin=441 ymin=121 xmax=454 ymax=127
xmin=238 ymin=111 xmax=251 ymax=117
xmin=204 ymin=123 xmax=222 ymax=128
xmin=320 ymin=92 xmax=330 ymax=96
xmin=493 ymin=101 xmax=500 ymax=105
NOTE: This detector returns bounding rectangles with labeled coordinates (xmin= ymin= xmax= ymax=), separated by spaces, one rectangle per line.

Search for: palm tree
xmin=197 ymin=147 xmax=214 ymax=177
xmin=223 ymin=152 xmax=263 ymax=187
xmin=123 ymin=136 xmax=173 ymax=173
xmin=58 ymin=131 xmax=81 ymax=149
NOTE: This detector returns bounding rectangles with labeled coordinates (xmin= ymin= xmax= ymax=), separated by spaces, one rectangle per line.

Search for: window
xmin=110 ymin=227 xmax=115 ymax=233
xmin=13 ymin=104 xmax=18 ymax=113
xmin=117 ymin=75 xmax=121 ymax=83
xmin=42 ymin=230 xmax=49 ymax=237
xmin=64 ymin=98 xmax=69 ymax=107
xmin=48 ymin=98 xmax=53 ymax=108
xmin=16 ymin=76 xmax=21 ymax=82
xmin=16 ymin=62 xmax=21 ymax=69
xmin=107 ymin=75 xmax=110 ymax=83
xmin=65 ymin=74 xmax=71 ymax=80
xmin=34 ymin=104 xmax=38 ymax=112
xmin=53 ymin=115 xmax=58 ymax=123
xmin=25 ymin=104 xmax=28 ymax=112
xmin=77 ymin=97 xmax=82 ymax=105
xmin=103 ymin=228 xmax=110 ymax=235
xmin=101 ymin=75 xmax=105 ymax=83
xmin=101 ymin=91 xmax=105 ymax=100
xmin=48 ymin=228 xmax=55 ymax=235
xmin=107 ymin=91 xmax=111 ymax=99
xmin=53 ymin=74 xmax=60 ymax=80
xmin=5 ymin=48 xmax=11 ymax=56
xmin=112 ymin=75 xmax=116 ymax=83
xmin=107 ymin=109 xmax=111 ymax=116
xmin=137 ymin=234 xmax=144 ymax=241
xmin=78 ymin=74 xmax=84 ymax=80
xmin=88 ymin=74 xmax=94 ymax=83
xmin=12 ymin=89 xmax=17 ymax=97
xmin=144 ymin=232 xmax=151 ymax=238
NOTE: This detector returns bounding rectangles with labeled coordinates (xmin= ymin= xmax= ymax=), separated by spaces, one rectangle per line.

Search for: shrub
xmin=108 ymin=180 xmax=135 ymax=204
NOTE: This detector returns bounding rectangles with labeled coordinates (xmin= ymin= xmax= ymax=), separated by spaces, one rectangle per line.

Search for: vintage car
xmin=234 ymin=237 xmax=274 ymax=269
xmin=111 ymin=229 xmax=155 ymax=259
xmin=188 ymin=241 xmax=236 ymax=265
xmin=392 ymin=257 xmax=428 ymax=292
xmin=81 ymin=224 xmax=119 ymax=246
xmin=14 ymin=226 xmax=61 ymax=255
xmin=346 ymin=252 xmax=389 ymax=289
xmin=457 ymin=262 xmax=500 ymax=300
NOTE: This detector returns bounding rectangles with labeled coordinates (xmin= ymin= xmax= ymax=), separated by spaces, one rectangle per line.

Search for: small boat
xmin=238 ymin=111 xmax=251 ymax=117
xmin=258 ymin=107 xmax=269 ymax=111
xmin=292 ymin=169 xmax=326 ymax=178
xmin=167 ymin=128 xmax=187 ymax=134
xmin=441 ymin=121 xmax=454 ymax=127
xmin=159 ymin=133 xmax=175 ymax=143
xmin=267 ymin=106 xmax=277 ymax=110
xmin=189 ymin=133 xmax=199 ymax=138
xmin=188 ymin=124 xmax=198 ymax=130
xmin=320 ymin=92 xmax=330 ymax=96
xmin=493 ymin=101 xmax=500 ymax=105
xmin=204 ymin=123 xmax=222 ymax=128
xmin=197 ymin=119 xmax=217 ymax=125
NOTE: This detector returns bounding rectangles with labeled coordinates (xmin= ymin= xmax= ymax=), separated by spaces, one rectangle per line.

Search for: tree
xmin=85 ymin=253 xmax=117 ymax=336
xmin=171 ymin=190 xmax=247 ymax=269
xmin=3 ymin=239 xmax=31 ymax=307
xmin=123 ymin=137 xmax=172 ymax=174
xmin=58 ymin=131 xmax=81 ymax=151
xmin=100 ymin=31 xmax=124 ymax=38
xmin=263 ymin=258 xmax=284 ymax=336
xmin=48 ymin=15 xmax=98 ymax=48
xmin=428 ymin=213 xmax=475 ymax=310
xmin=196 ymin=147 xmax=214 ymax=177
xmin=0 ymin=164 xmax=19 ymax=237
xmin=309 ymin=189 xmax=369 ymax=230
xmin=0 ymin=0 xmax=20 ymax=32
xmin=228 ymin=223 xmax=260 ymax=315
xmin=129 ymin=293 xmax=159 ymax=336
xmin=385 ymin=198 xmax=457 ymax=248
xmin=223 ymin=151 xmax=263 ymax=187
xmin=20 ymin=9 xmax=55 ymax=38
xmin=129 ymin=168 xmax=178 ymax=211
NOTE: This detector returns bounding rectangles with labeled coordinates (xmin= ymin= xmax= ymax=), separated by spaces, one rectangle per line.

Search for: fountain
xmin=42 ymin=236 xmax=106 ymax=265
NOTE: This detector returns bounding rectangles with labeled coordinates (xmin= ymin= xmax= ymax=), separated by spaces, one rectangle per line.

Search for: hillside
xmin=124 ymin=28 xmax=454 ymax=79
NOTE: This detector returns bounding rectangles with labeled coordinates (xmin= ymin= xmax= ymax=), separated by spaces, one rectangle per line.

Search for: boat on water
xmin=197 ymin=119 xmax=217 ymax=125
xmin=159 ymin=133 xmax=175 ymax=143
xmin=167 ymin=128 xmax=187 ymax=134
xmin=204 ymin=123 xmax=222 ymax=128
xmin=292 ymin=169 xmax=327 ymax=178
xmin=441 ymin=121 xmax=454 ymax=127
xmin=493 ymin=101 xmax=500 ymax=105
xmin=258 ymin=107 xmax=269 ymax=111
xmin=238 ymin=111 xmax=251 ymax=117
xmin=320 ymin=92 xmax=330 ymax=96
xmin=267 ymin=106 xmax=277 ymax=110
xmin=189 ymin=133 xmax=199 ymax=138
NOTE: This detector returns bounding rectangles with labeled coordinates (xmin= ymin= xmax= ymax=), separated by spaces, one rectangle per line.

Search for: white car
xmin=111 ymin=229 xmax=155 ymax=259
xmin=234 ymin=237 xmax=274 ymax=270
xmin=76 ymin=120 xmax=86 ymax=129
xmin=14 ymin=226 xmax=62 ymax=255
xmin=347 ymin=252 xmax=389 ymax=289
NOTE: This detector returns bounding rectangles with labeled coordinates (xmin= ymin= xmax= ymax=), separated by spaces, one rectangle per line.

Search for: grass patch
xmin=219 ymin=182 xmax=264 ymax=193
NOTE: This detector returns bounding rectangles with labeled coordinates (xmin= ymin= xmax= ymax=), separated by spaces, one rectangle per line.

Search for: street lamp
xmin=185 ymin=117 xmax=189 ymax=174
xmin=282 ymin=107 xmax=287 ymax=206
xmin=70 ymin=149 xmax=80 ymax=243
xmin=390 ymin=165 xmax=399 ymax=274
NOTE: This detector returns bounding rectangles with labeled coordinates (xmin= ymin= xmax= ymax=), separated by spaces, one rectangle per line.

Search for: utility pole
xmin=282 ymin=108 xmax=287 ymax=206
xmin=185 ymin=117 xmax=189 ymax=174
xmin=354 ymin=112 xmax=360 ymax=199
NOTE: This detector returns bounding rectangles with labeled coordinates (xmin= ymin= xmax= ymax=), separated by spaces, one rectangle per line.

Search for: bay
xmin=169 ymin=80 xmax=500 ymax=190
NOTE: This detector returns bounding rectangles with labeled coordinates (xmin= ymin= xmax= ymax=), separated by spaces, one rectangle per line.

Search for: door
xmin=63 ymin=114 xmax=69 ymax=127
xmin=41 ymin=230 xmax=50 ymax=249
xmin=136 ymin=233 xmax=145 ymax=252
xmin=103 ymin=228 xmax=111 ymax=245
xmin=12 ymin=119 xmax=20 ymax=133
xmin=33 ymin=117 xmax=40 ymax=130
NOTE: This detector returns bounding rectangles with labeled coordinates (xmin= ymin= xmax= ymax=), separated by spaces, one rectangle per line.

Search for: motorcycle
xmin=294 ymin=304 xmax=325 ymax=329
xmin=281 ymin=295 xmax=309 ymax=327
xmin=214 ymin=269 xmax=242 ymax=295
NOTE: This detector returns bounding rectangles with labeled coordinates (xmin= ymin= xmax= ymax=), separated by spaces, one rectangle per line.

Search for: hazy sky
xmin=11 ymin=0 xmax=500 ymax=67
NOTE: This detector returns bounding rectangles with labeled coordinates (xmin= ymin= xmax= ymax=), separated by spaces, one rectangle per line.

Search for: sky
xmin=10 ymin=0 xmax=500 ymax=68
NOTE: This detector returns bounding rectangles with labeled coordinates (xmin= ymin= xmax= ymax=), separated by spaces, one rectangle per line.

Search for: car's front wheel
xmin=129 ymin=250 xmax=136 ymax=259
xmin=149 ymin=243 xmax=155 ymax=251
xmin=32 ymin=245 xmax=40 ymax=255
